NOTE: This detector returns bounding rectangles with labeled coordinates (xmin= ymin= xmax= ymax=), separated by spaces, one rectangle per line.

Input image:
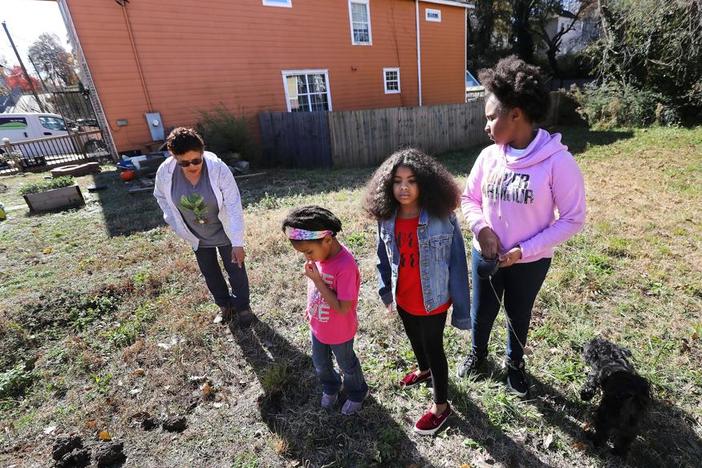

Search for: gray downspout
xmin=415 ymin=0 xmax=423 ymax=107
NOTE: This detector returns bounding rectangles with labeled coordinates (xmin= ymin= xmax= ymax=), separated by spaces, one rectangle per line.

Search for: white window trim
xmin=262 ymin=0 xmax=292 ymax=7
xmin=425 ymin=8 xmax=442 ymax=22
xmin=422 ymin=0 xmax=473 ymax=8
xmin=383 ymin=68 xmax=401 ymax=94
xmin=281 ymin=69 xmax=333 ymax=112
xmin=348 ymin=0 xmax=372 ymax=46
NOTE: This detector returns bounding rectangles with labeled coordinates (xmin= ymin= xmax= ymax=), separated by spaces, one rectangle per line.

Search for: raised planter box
xmin=23 ymin=185 xmax=85 ymax=213
xmin=50 ymin=162 xmax=101 ymax=178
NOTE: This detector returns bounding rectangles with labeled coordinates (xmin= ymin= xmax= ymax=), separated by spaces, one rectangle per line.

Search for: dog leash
xmin=487 ymin=274 xmax=528 ymax=356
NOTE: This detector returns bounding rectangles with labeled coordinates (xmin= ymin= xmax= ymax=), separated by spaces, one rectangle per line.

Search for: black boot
xmin=504 ymin=358 xmax=529 ymax=398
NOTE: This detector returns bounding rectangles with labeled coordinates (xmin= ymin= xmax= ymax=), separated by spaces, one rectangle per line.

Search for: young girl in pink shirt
xmin=282 ymin=205 xmax=368 ymax=415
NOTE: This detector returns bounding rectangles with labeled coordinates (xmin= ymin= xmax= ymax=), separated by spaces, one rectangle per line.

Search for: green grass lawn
xmin=1 ymin=126 xmax=701 ymax=467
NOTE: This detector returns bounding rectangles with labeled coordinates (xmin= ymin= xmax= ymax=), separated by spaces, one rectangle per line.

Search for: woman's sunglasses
xmin=177 ymin=158 xmax=203 ymax=168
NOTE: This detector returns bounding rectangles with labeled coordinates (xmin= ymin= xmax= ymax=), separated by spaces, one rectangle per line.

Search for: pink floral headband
xmin=285 ymin=227 xmax=333 ymax=241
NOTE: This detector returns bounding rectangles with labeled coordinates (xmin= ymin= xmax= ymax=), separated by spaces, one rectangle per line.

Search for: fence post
xmin=73 ymin=131 xmax=87 ymax=158
xmin=2 ymin=138 xmax=23 ymax=173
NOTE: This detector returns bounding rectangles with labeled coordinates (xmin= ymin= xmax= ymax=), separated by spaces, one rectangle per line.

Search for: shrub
xmin=532 ymin=51 xmax=593 ymax=82
xmin=18 ymin=176 xmax=75 ymax=196
xmin=590 ymin=0 xmax=702 ymax=123
xmin=571 ymin=82 xmax=680 ymax=128
xmin=545 ymin=91 xmax=588 ymax=126
xmin=195 ymin=104 xmax=257 ymax=165
xmin=555 ymin=52 xmax=593 ymax=80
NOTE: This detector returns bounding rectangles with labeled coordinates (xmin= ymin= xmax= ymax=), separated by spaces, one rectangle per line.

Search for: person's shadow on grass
xmin=448 ymin=378 xmax=551 ymax=468
xmin=229 ymin=317 xmax=429 ymax=467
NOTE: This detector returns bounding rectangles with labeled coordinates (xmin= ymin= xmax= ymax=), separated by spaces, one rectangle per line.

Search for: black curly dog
xmin=580 ymin=338 xmax=651 ymax=456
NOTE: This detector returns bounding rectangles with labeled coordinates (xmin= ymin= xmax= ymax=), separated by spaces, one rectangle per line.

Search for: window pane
xmin=0 ymin=117 xmax=28 ymax=128
xmin=297 ymin=94 xmax=310 ymax=111
xmin=294 ymin=75 xmax=308 ymax=94
xmin=39 ymin=116 xmax=67 ymax=131
xmin=353 ymin=26 xmax=369 ymax=43
xmin=286 ymin=76 xmax=299 ymax=100
xmin=310 ymin=93 xmax=329 ymax=111
xmin=308 ymin=74 xmax=327 ymax=93
xmin=289 ymin=97 xmax=300 ymax=111
xmin=351 ymin=3 xmax=368 ymax=22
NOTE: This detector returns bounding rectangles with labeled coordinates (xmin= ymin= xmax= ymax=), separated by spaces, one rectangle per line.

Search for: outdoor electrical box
xmin=145 ymin=112 xmax=164 ymax=142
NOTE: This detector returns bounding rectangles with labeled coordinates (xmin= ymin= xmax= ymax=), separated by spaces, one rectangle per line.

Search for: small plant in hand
xmin=178 ymin=193 xmax=208 ymax=224
xmin=19 ymin=176 xmax=75 ymax=195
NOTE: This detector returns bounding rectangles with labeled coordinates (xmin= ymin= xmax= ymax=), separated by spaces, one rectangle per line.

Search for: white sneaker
xmin=340 ymin=389 xmax=369 ymax=416
xmin=341 ymin=399 xmax=363 ymax=416
xmin=321 ymin=393 xmax=338 ymax=409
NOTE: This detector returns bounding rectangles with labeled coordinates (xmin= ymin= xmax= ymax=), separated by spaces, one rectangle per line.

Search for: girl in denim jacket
xmin=364 ymin=148 xmax=470 ymax=436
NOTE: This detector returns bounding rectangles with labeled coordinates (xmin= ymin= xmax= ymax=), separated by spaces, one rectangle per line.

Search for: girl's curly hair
xmin=479 ymin=55 xmax=550 ymax=123
xmin=363 ymin=148 xmax=460 ymax=220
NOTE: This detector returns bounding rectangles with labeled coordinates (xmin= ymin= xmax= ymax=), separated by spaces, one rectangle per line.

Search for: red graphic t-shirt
xmin=394 ymin=216 xmax=450 ymax=316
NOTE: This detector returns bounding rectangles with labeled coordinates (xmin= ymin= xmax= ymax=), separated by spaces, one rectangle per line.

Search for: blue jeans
xmin=470 ymin=247 xmax=551 ymax=362
xmin=194 ymin=245 xmax=250 ymax=311
xmin=311 ymin=334 xmax=368 ymax=403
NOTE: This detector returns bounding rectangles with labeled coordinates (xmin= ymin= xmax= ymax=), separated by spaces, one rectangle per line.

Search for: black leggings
xmin=398 ymin=306 xmax=448 ymax=404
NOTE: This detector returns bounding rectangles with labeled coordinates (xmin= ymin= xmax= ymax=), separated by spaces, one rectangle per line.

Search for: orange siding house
xmin=58 ymin=0 xmax=472 ymax=154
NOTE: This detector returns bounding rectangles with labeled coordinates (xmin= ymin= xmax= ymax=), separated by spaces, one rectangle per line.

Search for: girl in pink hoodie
xmin=457 ymin=56 xmax=586 ymax=397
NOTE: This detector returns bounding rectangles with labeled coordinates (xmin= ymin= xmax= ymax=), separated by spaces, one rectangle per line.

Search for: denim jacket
xmin=376 ymin=210 xmax=471 ymax=330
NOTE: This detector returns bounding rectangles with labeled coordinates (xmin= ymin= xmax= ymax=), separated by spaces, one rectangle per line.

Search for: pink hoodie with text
xmin=461 ymin=129 xmax=586 ymax=263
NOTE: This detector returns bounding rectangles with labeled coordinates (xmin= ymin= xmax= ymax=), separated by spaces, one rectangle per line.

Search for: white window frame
xmin=281 ymin=69 xmax=333 ymax=112
xmin=383 ymin=68 xmax=401 ymax=94
xmin=425 ymin=8 xmax=442 ymax=22
xmin=262 ymin=0 xmax=292 ymax=7
xmin=348 ymin=0 xmax=372 ymax=46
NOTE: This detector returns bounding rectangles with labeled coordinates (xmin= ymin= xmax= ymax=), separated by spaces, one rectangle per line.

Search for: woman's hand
xmin=499 ymin=246 xmax=522 ymax=268
xmin=304 ymin=260 xmax=322 ymax=283
xmin=477 ymin=227 xmax=501 ymax=259
xmin=231 ymin=246 xmax=246 ymax=268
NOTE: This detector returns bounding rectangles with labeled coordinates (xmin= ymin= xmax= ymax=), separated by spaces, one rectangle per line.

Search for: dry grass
xmin=0 ymin=126 xmax=701 ymax=467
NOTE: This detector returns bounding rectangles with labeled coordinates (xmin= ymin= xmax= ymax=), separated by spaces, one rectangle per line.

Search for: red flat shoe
xmin=399 ymin=370 xmax=432 ymax=388
xmin=414 ymin=403 xmax=452 ymax=435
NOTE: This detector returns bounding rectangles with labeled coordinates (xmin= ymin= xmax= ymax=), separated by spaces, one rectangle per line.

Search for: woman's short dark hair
xmin=479 ymin=55 xmax=550 ymax=123
xmin=363 ymin=148 xmax=460 ymax=220
xmin=281 ymin=205 xmax=342 ymax=241
xmin=166 ymin=127 xmax=205 ymax=155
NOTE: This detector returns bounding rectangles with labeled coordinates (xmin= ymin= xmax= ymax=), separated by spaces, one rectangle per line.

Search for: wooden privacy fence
xmin=259 ymin=99 xmax=490 ymax=168
xmin=258 ymin=111 xmax=332 ymax=168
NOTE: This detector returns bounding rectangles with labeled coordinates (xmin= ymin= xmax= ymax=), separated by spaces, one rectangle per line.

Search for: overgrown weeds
xmin=0 ymin=127 xmax=700 ymax=466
